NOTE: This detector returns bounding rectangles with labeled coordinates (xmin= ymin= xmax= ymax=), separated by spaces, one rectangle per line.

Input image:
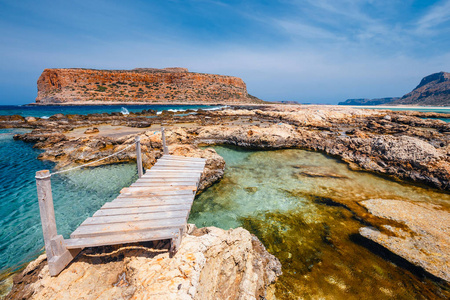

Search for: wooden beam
xmin=71 ymin=218 xmax=187 ymax=238
xmin=65 ymin=228 xmax=178 ymax=249
xmin=135 ymin=136 xmax=143 ymax=178
xmin=93 ymin=204 xmax=191 ymax=217
xmin=103 ymin=198 xmax=193 ymax=209
xmin=82 ymin=210 xmax=189 ymax=225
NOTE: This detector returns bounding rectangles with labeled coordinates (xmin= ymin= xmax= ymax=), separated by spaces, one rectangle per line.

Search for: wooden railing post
xmin=36 ymin=170 xmax=58 ymax=261
xmin=161 ymin=127 xmax=169 ymax=155
xmin=36 ymin=170 xmax=81 ymax=276
xmin=135 ymin=136 xmax=143 ymax=178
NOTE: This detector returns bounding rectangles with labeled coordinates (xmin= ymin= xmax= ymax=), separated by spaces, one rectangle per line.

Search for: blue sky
xmin=0 ymin=0 xmax=450 ymax=105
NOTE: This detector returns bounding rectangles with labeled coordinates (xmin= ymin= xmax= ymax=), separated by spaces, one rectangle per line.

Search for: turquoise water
xmin=189 ymin=146 xmax=450 ymax=299
xmin=0 ymin=128 xmax=138 ymax=272
xmin=0 ymin=104 xmax=221 ymax=118
xmin=1 ymin=136 xmax=449 ymax=298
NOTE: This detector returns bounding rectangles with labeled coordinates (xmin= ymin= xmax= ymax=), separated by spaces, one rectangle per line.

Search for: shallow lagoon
xmin=189 ymin=146 xmax=450 ymax=299
xmin=1 ymin=132 xmax=449 ymax=298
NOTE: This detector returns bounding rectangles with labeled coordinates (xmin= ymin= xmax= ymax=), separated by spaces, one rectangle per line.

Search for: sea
xmin=0 ymin=105 xmax=449 ymax=298
xmin=0 ymin=104 xmax=223 ymax=118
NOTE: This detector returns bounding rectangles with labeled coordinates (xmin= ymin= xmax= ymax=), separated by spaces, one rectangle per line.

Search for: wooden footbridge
xmin=35 ymin=129 xmax=206 ymax=276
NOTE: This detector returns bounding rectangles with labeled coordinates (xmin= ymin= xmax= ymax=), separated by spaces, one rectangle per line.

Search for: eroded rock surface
xmin=7 ymin=226 xmax=281 ymax=300
xmin=359 ymin=199 xmax=450 ymax=282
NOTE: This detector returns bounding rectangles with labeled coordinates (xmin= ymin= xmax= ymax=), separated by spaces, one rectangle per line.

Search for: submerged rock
xmin=359 ymin=199 xmax=450 ymax=282
xmin=7 ymin=226 xmax=281 ymax=300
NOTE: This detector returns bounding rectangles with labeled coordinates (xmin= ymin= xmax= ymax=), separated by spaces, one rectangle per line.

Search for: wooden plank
xmin=71 ymin=217 xmax=186 ymax=238
xmin=150 ymin=167 xmax=205 ymax=172
xmin=157 ymin=159 xmax=206 ymax=165
xmin=120 ymin=186 xmax=197 ymax=194
xmin=148 ymin=169 xmax=204 ymax=173
xmin=142 ymin=174 xmax=201 ymax=179
xmin=113 ymin=194 xmax=194 ymax=202
xmin=81 ymin=210 xmax=189 ymax=225
xmin=136 ymin=178 xmax=200 ymax=183
xmin=144 ymin=172 xmax=203 ymax=177
xmin=163 ymin=155 xmax=206 ymax=161
xmin=154 ymin=161 xmax=206 ymax=167
xmin=132 ymin=180 xmax=198 ymax=185
xmin=118 ymin=190 xmax=194 ymax=197
xmin=93 ymin=204 xmax=192 ymax=217
xmin=131 ymin=182 xmax=197 ymax=187
xmin=158 ymin=155 xmax=207 ymax=163
xmin=66 ymin=228 xmax=179 ymax=249
xmin=105 ymin=198 xmax=193 ymax=208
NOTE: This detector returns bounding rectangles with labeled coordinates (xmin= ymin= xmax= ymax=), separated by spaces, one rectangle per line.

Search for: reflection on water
xmin=189 ymin=146 xmax=450 ymax=299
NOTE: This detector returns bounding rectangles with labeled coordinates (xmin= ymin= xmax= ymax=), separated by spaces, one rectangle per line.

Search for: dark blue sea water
xmin=0 ymin=104 xmax=222 ymax=118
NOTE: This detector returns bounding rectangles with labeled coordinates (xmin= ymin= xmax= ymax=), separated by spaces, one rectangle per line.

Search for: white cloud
xmin=416 ymin=0 xmax=450 ymax=34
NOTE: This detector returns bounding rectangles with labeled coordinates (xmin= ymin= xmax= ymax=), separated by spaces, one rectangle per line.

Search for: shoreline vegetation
xmin=1 ymin=104 xmax=449 ymax=299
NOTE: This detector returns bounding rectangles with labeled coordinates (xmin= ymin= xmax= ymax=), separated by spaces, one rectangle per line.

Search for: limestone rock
xmin=35 ymin=68 xmax=263 ymax=104
xmin=359 ymin=199 xmax=450 ymax=282
xmin=7 ymin=226 xmax=281 ymax=300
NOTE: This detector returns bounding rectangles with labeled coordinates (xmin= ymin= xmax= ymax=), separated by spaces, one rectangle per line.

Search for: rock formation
xmin=35 ymin=68 xmax=262 ymax=104
xmin=359 ymin=199 xmax=450 ymax=282
xmin=391 ymin=72 xmax=450 ymax=106
xmin=7 ymin=226 xmax=282 ymax=299
xmin=338 ymin=97 xmax=398 ymax=106
xmin=339 ymin=71 xmax=450 ymax=106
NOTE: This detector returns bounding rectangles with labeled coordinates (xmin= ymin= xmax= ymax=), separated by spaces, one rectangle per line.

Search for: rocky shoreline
xmin=2 ymin=104 xmax=450 ymax=297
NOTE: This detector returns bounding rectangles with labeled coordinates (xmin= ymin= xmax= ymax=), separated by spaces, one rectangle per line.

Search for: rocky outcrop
xmin=359 ymin=199 xmax=450 ymax=282
xmin=35 ymin=68 xmax=263 ymax=104
xmin=7 ymin=226 xmax=282 ymax=300
xmin=392 ymin=72 xmax=450 ymax=106
xmin=338 ymin=97 xmax=398 ymax=106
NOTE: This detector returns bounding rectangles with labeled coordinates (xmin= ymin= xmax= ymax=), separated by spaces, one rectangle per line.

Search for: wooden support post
xmin=135 ymin=136 xmax=143 ymax=178
xmin=161 ymin=127 xmax=169 ymax=155
xmin=169 ymin=227 xmax=183 ymax=257
xmin=36 ymin=170 xmax=81 ymax=276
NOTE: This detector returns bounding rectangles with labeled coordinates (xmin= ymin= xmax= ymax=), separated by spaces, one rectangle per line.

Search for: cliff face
xmin=391 ymin=72 xmax=450 ymax=106
xmin=36 ymin=68 xmax=262 ymax=104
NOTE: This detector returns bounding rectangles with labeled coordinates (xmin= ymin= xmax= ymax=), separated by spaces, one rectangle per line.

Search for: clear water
xmin=189 ymin=146 xmax=450 ymax=299
xmin=0 ymin=128 xmax=138 ymax=273
xmin=0 ymin=104 xmax=221 ymax=118
xmin=1 ymin=135 xmax=449 ymax=299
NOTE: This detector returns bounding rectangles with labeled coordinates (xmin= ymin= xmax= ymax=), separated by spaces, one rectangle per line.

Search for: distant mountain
xmin=390 ymin=72 xmax=450 ymax=106
xmin=339 ymin=72 xmax=450 ymax=106
xmin=338 ymin=97 xmax=398 ymax=106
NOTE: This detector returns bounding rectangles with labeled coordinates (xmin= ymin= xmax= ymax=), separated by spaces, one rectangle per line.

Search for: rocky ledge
xmin=359 ymin=199 xmax=450 ymax=282
xmin=7 ymin=226 xmax=282 ymax=300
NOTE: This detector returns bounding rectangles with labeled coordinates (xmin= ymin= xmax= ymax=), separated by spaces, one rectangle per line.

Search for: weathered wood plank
xmin=162 ymin=155 xmax=206 ymax=161
xmin=148 ymin=169 xmax=204 ymax=173
xmin=142 ymin=174 xmax=201 ymax=179
xmin=81 ymin=210 xmax=188 ymax=225
xmin=118 ymin=190 xmax=194 ymax=197
xmin=137 ymin=177 xmax=200 ymax=182
xmin=130 ymin=182 xmax=198 ymax=188
xmin=71 ymin=217 xmax=186 ymax=238
xmin=131 ymin=181 xmax=198 ymax=186
xmin=66 ymin=228 xmax=179 ymax=249
xmin=155 ymin=161 xmax=205 ymax=166
xmin=151 ymin=163 xmax=203 ymax=168
xmin=93 ymin=204 xmax=191 ymax=217
xmin=104 ymin=198 xmax=193 ymax=208
xmin=120 ymin=186 xmax=197 ymax=195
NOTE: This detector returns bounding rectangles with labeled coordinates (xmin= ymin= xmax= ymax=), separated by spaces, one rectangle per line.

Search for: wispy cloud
xmin=416 ymin=0 xmax=450 ymax=34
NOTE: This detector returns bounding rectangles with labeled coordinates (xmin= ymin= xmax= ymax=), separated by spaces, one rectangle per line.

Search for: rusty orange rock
xmin=35 ymin=68 xmax=262 ymax=104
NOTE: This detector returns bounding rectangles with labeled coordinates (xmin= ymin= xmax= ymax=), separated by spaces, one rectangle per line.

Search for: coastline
xmin=1 ymin=104 xmax=449 ymax=299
